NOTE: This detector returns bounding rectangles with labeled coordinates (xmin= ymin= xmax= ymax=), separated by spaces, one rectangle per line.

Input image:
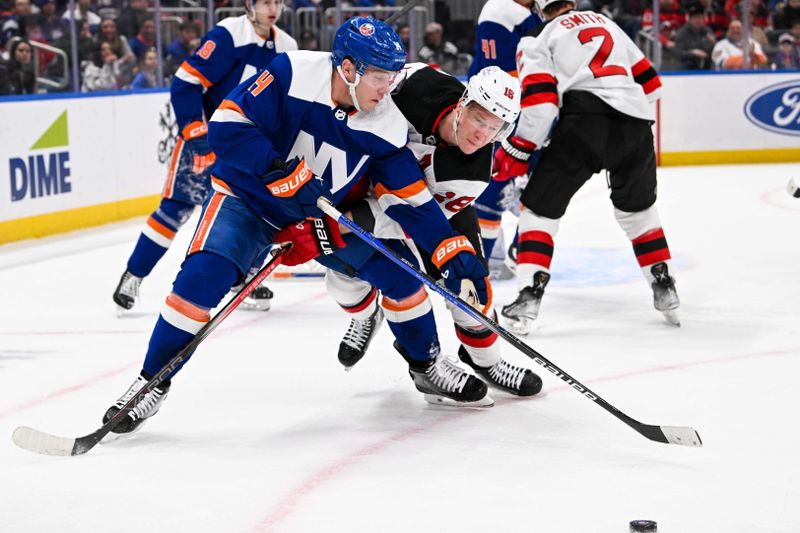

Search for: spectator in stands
xmin=117 ymin=0 xmax=147 ymax=41
xmin=128 ymin=17 xmax=155 ymax=60
xmin=298 ymin=28 xmax=318 ymax=51
xmin=37 ymin=0 xmax=64 ymax=43
xmin=62 ymin=0 xmax=101 ymax=34
xmin=2 ymin=0 xmax=34 ymax=49
xmin=395 ymin=23 xmax=410 ymax=51
xmin=418 ymin=21 xmax=459 ymax=73
xmin=94 ymin=0 xmax=122 ymax=19
xmin=606 ymin=0 xmax=648 ymax=40
xmin=696 ymin=0 xmax=729 ymax=39
xmin=745 ymin=9 xmax=769 ymax=50
xmin=81 ymin=40 xmax=124 ymax=90
xmin=130 ymin=45 xmax=158 ymax=89
xmin=711 ymin=19 xmax=768 ymax=68
xmin=772 ymin=31 xmax=800 ymax=67
xmin=674 ymin=3 xmax=716 ymax=68
xmin=0 ymin=38 xmax=36 ymax=94
xmin=165 ymin=21 xmax=199 ymax=73
xmin=53 ymin=17 xmax=95 ymax=78
xmin=774 ymin=0 xmax=800 ymax=29
xmin=97 ymin=17 xmax=134 ymax=85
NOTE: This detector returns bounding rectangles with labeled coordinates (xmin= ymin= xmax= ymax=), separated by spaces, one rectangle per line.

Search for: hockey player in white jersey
xmin=323 ymin=64 xmax=543 ymax=397
xmin=500 ymin=0 xmax=681 ymax=333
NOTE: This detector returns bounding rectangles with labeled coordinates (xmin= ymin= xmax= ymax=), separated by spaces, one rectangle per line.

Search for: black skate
xmin=338 ymin=307 xmax=384 ymax=370
xmin=501 ymin=271 xmax=550 ymax=335
xmin=113 ymin=269 xmax=142 ymax=314
xmin=458 ymin=346 xmax=542 ymax=397
xmin=239 ymin=284 xmax=274 ymax=311
xmin=102 ymin=374 xmax=170 ymax=434
xmin=651 ymin=262 xmax=680 ymax=326
xmin=395 ymin=342 xmax=493 ymax=407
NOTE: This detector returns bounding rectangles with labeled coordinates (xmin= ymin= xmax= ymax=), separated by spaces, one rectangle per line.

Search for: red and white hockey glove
xmin=274 ymin=216 xmax=346 ymax=266
xmin=432 ymin=234 xmax=492 ymax=314
xmin=492 ymin=136 xmax=537 ymax=182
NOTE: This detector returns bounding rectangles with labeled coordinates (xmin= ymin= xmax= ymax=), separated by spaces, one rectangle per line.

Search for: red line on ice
xmin=249 ymin=347 xmax=797 ymax=532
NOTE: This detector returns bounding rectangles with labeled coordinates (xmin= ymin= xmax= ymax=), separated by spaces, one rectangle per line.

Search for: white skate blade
xmin=505 ymin=316 xmax=534 ymax=336
xmin=423 ymin=394 xmax=494 ymax=408
xmin=661 ymin=309 xmax=681 ymax=327
xmin=238 ymin=301 xmax=271 ymax=312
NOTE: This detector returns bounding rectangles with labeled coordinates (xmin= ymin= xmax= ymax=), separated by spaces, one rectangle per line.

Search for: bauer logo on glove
xmin=275 ymin=215 xmax=346 ymax=266
xmin=268 ymin=160 xmax=313 ymax=198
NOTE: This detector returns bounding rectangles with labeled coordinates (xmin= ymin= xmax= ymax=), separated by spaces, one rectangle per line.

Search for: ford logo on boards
xmin=744 ymin=80 xmax=800 ymax=136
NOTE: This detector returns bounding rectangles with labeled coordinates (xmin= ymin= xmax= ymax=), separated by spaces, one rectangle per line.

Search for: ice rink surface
xmin=1 ymin=163 xmax=799 ymax=533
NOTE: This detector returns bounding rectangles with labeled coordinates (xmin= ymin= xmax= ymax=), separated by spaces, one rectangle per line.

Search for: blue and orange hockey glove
xmin=432 ymin=234 xmax=492 ymax=314
xmin=263 ymin=157 xmax=329 ymax=220
xmin=180 ymin=120 xmax=216 ymax=175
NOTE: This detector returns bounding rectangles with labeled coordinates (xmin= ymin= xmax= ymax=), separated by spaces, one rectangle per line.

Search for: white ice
xmin=1 ymin=163 xmax=799 ymax=533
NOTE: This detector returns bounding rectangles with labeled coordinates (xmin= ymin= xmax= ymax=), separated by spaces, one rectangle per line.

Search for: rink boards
xmin=1 ymin=71 xmax=799 ymax=244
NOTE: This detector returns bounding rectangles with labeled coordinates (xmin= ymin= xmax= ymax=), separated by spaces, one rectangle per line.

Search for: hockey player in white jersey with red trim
xmin=500 ymin=0 xmax=681 ymax=334
xmin=322 ymin=64 xmax=543 ymax=398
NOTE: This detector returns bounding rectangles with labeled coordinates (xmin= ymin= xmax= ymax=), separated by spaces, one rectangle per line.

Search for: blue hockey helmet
xmin=331 ymin=17 xmax=407 ymax=75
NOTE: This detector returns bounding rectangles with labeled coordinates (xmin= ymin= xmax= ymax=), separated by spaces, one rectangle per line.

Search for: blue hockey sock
xmin=127 ymin=198 xmax=194 ymax=278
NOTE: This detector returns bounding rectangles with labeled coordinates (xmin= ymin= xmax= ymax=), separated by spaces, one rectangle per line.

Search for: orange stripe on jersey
xmin=432 ymin=235 xmax=475 ymax=269
xmin=164 ymin=137 xmax=185 ymax=198
xmin=478 ymin=218 xmax=502 ymax=229
xmin=189 ymin=192 xmax=224 ymax=255
xmin=381 ymin=287 xmax=428 ymax=312
xmin=219 ymin=99 xmax=246 ymax=116
xmin=180 ymin=61 xmax=213 ymax=89
xmin=146 ymin=216 xmax=176 ymax=240
xmin=374 ymin=180 xmax=427 ymax=200
xmin=211 ymin=175 xmax=234 ymax=195
xmin=166 ymin=293 xmax=211 ymax=322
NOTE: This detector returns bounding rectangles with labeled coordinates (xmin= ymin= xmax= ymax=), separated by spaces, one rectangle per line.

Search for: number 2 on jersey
xmin=577 ymin=27 xmax=626 ymax=78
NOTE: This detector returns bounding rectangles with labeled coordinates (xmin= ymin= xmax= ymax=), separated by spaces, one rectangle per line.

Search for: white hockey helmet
xmin=460 ymin=66 xmax=521 ymax=142
xmin=534 ymin=0 xmax=576 ymax=16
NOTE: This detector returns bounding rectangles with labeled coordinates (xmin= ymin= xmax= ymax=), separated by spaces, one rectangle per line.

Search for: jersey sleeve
xmin=514 ymin=34 xmax=560 ymax=149
xmin=367 ymin=148 xmax=455 ymax=253
xmin=171 ymin=26 xmax=236 ymax=130
xmin=622 ymin=26 xmax=663 ymax=103
xmin=207 ymin=55 xmax=292 ymax=178
xmin=470 ymin=21 xmax=519 ymax=76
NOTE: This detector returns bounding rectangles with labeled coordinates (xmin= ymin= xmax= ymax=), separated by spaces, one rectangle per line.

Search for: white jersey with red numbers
xmin=515 ymin=10 xmax=662 ymax=148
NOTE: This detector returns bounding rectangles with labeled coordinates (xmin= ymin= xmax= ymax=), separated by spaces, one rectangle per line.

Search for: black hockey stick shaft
xmin=13 ymin=243 xmax=291 ymax=456
xmin=318 ymin=199 xmax=702 ymax=447
xmin=385 ymin=0 xmax=426 ymax=25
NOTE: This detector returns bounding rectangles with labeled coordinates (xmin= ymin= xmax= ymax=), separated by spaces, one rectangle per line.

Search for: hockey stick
xmin=318 ymin=198 xmax=702 ymax=447
xmin=12 ymin=243 xmax=292 ymax=457
xmin=385 ymin=0 xmax=426 ymax=25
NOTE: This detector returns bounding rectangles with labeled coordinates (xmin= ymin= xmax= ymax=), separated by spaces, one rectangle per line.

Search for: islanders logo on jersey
xmin=359 ymin=23 xmax=375 ymax=36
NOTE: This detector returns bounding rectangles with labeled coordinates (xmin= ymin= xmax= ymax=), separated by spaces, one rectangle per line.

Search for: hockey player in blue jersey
xmin=102 ymin=17 xmax=493 ymax=434
xmin=112 ymin=0 xmax=297 ymax=314
xmin=467 ymin=0 xmax=542 ymax=278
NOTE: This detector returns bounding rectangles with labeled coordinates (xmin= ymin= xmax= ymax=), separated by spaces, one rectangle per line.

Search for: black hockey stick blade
xmin=11 ymin=244 xmax=290 ymax=457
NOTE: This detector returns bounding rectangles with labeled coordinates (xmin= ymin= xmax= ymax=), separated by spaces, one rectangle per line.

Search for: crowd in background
xmin=1 ymin=0 xmax=798 ymax=96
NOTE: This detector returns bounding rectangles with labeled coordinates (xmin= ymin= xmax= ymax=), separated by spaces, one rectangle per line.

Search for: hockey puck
xmin=629 ymin=520 xmax=658 ymax=532
xmin=787 ymin=177 xmax=800 ymax=198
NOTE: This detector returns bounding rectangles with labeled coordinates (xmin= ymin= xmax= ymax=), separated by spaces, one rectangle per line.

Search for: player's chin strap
xmin=336 ymin=65 xmax=363 ymax=112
